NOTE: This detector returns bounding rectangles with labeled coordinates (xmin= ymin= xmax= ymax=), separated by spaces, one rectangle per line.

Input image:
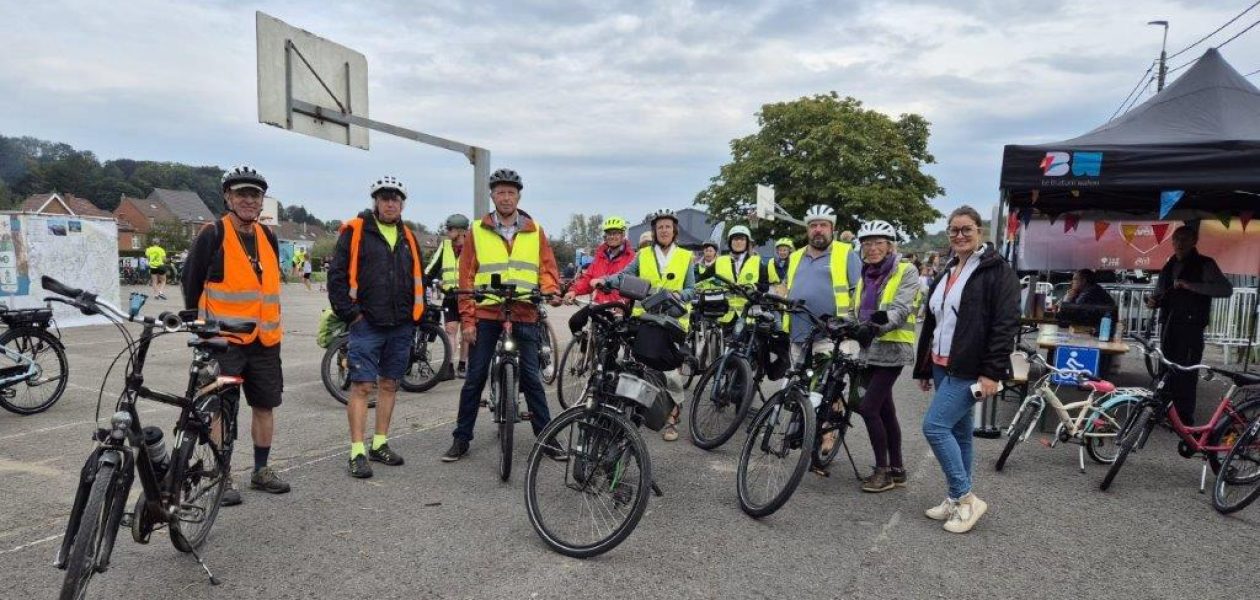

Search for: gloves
xmin=855 ymin=323 xmax=878 ymax=347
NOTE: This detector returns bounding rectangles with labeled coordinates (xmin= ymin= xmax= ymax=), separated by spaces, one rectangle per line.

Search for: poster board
xmin=1 ymin=213 xmax=119 ymax=327
xmin=1018 ymin=218 xmax=1260 ymax=274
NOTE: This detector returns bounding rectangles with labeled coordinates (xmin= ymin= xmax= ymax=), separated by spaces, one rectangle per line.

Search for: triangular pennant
xmin=1094 ymin=220 xmax=1110 ymax=241
xmin=1006 ymin=211 xmax=1020 ymax=237
xmin=1064 ymin=214 xmax=1080 ymax=233
xmin=1018 ymin=208 xmax=1034 ymax=228
xmin=1151 ymin=223 xmax=1171 ymax=244
xmin=1030 ymin=189 xmax=1039 ymax=205
xmin=1159 ymin=190 xmax=1185 ymax=219
xmin=1048 ymin=212 xmax=1059 ymax=225
xmin=1217 ymin=212 xmax=1232 ymax=229
xmin=1242 ymin=211 xmax=1254 ymax=231
xmin=1069 ymin=189 xmax=1080 ymax=197
xmin=1121 ymin=224 xmax=1138 ymax=244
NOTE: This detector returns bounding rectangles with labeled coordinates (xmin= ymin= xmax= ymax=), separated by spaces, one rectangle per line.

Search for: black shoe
xmin=369 ymin=443 xmax=405 ymax=466
xmin=249 ymin=466 xmax=291 ymax=494
xmin=349 ymin=454 xmax=373 ymax=478
xmin=456 ymin=362 xmax=466 ymax=378
xmin=221 ymin=477 xmax=242 ymax=506
xmin=441 ymin=439 xmax=469 ymax=462
xmin=541 ymin=444 xmax=569 ymax=463
xmin=438 ymin=363 xmax=455 ymax=382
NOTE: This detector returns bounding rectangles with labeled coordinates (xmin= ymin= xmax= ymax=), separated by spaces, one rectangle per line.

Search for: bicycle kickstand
xmin=187 ymin=544 xmax=221 ymax=586
xmin=841 ymin=439 xmax=862 ymax=481
xmin=651 ymin=481 xmax=664 ymax=497
xmin=1077 ymin=446 xmax=1086 ymax=474
xmin=1199 ymin=463 xmax=1208 ymax=494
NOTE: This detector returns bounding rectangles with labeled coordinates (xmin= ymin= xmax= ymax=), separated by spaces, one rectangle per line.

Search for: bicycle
xmin=43 ymin=276 xmax=252 ymax=599
xmin=1212 ymin=412 xmax=1260 ymax=513
xmin=994 ymin=343 xmax=1149 ymax=472
xmin=1100 ymin=334 xmax=1260 ymax=492
xmin=320 ymin=304 xmax=451 ymax=406
xmin=0 ymin=303 xmax=70 ymax=415
xmin=556 ymin=298 xmax=599 ymax=409
xmin=452 ymin=275 xmax=557 ymax=481
xmin=537 ymin=302 xmax=559 ymax=386
xmin=523 ymin=275 xmax=677 ymax=558
xmin=735 ymin=303 xmax=874 ymax=518
xmin=682 ymin=290 xmax=727 ymax=389
xmin=688 ymin=278 xmax=789 ymax=450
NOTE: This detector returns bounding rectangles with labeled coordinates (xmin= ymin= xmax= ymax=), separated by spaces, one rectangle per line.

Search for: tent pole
xmin=1246 ymin=268 xmax=1259 ymax=372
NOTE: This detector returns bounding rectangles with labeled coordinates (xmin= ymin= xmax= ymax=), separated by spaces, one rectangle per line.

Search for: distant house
xmin=114 ymin=195 xmax=178 ymax=235
xmin=274 ymin=220 xmax=328 ymax=248
xmin=147 ymin=188 xmax=216 ymax=238
xmin=20 ymin=192 xmax=113 ymax=218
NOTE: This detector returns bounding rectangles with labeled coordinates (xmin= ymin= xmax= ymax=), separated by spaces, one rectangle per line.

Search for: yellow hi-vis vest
xmin=198 ymin=217 xmax=282 ymax=346
xmin=472 ymin=221 xmax=540 ymax=307
xmin=783 ymin=241 xmax=854 ymax=331
xmin=634 ymin=245 xmax=693 ymax=331
xmin=854 ymin=261 xmax=921 ymax=344
xmin=425 ymin=238 xmax=459 ymax=291
xmin=713 ymin=253 xmax=780 ymax=323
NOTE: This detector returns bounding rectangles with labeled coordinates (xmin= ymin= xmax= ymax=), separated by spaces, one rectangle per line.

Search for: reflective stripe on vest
xmin=782 ymin=241 xmax=854 ymax=331
xmin=633 ymin=245 xmax=692 ymax=331
xmin=854 ymin=261 xmax=920 ymax=344
xmin=472 ymin=222 xmax=540 ymax=306
xmin=340 ymin=218 xmax=426 ymax=322
xmin=714 ymin=254 xmax=763 ymax=324
xmin=198 ymin=217 xmax=282 ymax=346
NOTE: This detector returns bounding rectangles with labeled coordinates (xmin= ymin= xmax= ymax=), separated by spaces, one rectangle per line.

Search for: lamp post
xmin=1149 ymin=20 xmax=1169 ymax=91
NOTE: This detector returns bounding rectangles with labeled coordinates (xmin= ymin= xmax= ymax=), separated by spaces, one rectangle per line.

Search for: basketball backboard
xmin=260 ymin=196 xmax=279 ymax=225
xmin=756 ymin=184 xmax=775 ymax=221
xmin=256 ymin=12 xmax=370 ymax=149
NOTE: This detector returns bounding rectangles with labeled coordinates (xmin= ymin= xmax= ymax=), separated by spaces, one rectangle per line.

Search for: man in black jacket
xmin=328 ymin=176 xmax=425 ymax=478
xmin=1146 ymin=225 xmax=1233 ymax=424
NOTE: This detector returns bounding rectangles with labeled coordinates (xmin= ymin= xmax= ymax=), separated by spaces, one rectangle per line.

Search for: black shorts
xmin=442 ymin=296 xmax=460 ymax=325
xmin=302 ymin=272 xmax=311 ymax=280
xmin=217 ymin=341 xmax=284 ymax=409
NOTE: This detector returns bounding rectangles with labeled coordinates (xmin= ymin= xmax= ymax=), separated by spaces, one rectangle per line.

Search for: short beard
xmin=809 ymin=235 xmax=829 ymax=250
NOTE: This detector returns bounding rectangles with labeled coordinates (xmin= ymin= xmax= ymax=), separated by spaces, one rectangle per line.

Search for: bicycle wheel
xmin=1100 ymin=403 xmax=1157 ymax=491
xmin=688 ymin=354 xmax=754 ymax=450
xmin=1207 ymin=397 xmax=1260 ymax=474
xmin=0 ymin=327 xmax=69 ymax=415
xmin=321 ymin=335 xmax=371 ymax=407
xmin=556 ymin=334 xmax=592 ymax=409
xmin=995 ymin=398 xmax=1040 ymax=472
xmin=737 ymin=387 xmax=815 ymax=518
xmin=59 ymin=462 xmax=120 ymax=600
xmin=498 ymin=362 xmax=517 ymax=482
xmin=400 ymin=322 xmax=451 ymax=393
xmin=169 ymin=395 xmax=232 ymax=552
xmin=540 ymin=319 xmax=559 ymax=385
xmin=1212 ymin=415 xmax=1260 ymax=514
xmin=524 ymin=404 xmax=651 ymax=558
xmin=1084 ymin=395 xmax=1141 ymax=464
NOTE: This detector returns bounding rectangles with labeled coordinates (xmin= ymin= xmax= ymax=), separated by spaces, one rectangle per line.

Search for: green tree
xmin=695 ymin=92 xmax=943 ymax=240
xmin=550 ymin=237 xmax=576 ymax=268
xmin=146 ymin=219 xmax=191 ymax=255
xmin=561 ymin=213 xmax=603 ymax=252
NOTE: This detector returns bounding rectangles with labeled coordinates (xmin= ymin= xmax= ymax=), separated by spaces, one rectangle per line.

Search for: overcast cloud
xmin=3 ymin=0 xmax=1258 ymax=232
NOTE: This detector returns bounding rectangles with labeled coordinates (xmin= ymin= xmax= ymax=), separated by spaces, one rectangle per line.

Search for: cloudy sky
xmin=4 ymin=0 xmax=1259 ymax=233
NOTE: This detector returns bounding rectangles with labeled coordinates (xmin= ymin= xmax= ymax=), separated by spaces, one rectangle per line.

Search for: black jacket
xmin=327 ymin=210 xmax=423 ymax=327
xmin=913 ymin=248 xmax=1020 ymax=382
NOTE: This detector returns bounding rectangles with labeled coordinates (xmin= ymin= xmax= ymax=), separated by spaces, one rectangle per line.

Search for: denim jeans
xmin=453 ymin=320 xmax=551 ymax=442
xmin=922 ymin=365 xmax=976 ymax=499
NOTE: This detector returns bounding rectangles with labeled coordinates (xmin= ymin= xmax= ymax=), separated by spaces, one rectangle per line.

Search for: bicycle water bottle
xmin=1099 ymin=313 xmax=1113 ymax=342
xmin=142 ymin=426 xmax=171 ymax=475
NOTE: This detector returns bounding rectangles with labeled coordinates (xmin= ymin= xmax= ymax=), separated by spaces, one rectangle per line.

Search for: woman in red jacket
xmin=564 ymin=216 xmax=635 ymax=306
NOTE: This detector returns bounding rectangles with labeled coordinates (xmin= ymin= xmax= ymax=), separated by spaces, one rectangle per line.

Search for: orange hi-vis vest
xmin=341 ymin=217 xmax=426 ymax=321
xmin=198 ymin=217 xmax=282 ymax=346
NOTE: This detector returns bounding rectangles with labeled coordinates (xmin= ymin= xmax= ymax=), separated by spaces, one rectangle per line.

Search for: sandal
xmin=662 ymin=422 xmax=679 ymax=442
xmin=818 ymin=429 xmax=839 ymax=456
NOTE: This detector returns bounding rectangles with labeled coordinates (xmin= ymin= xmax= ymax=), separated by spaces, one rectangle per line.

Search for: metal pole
xmin=1149 ymin=20 xmax=1169 ymax=91
xmin=472 ymin=147 xmax=491 ymax=218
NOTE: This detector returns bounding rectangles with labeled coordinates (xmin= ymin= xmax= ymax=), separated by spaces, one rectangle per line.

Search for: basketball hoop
xmin=747 ymin=209 xmax=759 ymax=227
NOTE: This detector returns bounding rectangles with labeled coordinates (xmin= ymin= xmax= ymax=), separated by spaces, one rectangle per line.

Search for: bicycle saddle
xmin=1078 ymin=379 xmax=1115 ymax=394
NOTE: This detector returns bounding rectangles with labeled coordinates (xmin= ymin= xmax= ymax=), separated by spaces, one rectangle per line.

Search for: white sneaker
xmin=943 ymin=493 xmax=988 ymax=533
xmin=925 ymin=498 xmax=952 ymax=521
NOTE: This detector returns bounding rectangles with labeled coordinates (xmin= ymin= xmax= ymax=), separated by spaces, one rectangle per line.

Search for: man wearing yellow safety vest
xmin=425 ymin=213 xmax=470 ymax=378
xmin=712 ymin=225 xmax=779 ymax=325
xmin=182 ymin=165 xmax=289 ymax=505
xmin=443 ymin=169 xmax=565 ymax=462
xmin=784 ymin=204 xmax=862 ymax=345
xmin=145 ymin=241 xmax=169 ymax=299
xmin=594 ymin=208 xmax=697 ymax=442
xmin=851 ymin=220 xmax=921 ymax=493
xmin=328 ymin=176 xmax=427 ymax=479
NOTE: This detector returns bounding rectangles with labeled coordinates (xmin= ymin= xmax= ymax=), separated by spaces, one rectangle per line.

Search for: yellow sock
xmin=372 ymin=434 xmax=388 ymax=451
xmin=350 ymin=441 xmax=365 ymax=458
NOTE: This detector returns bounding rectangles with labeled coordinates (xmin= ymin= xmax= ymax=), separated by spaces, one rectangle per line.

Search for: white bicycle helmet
xmin=726 ymin=224 xmax=752 ymax=242
xmin=370 ymin=176 xmax=407 ymax=200
xmin=804 ymin=204 xmax=836 ymax=225
xmin=646 ymin=208 xmax=678 ymax=226
xmin=221 ymin=165 xmax=267 ymax=192
xmin=857 ymin=220 xmax=897 ymax=241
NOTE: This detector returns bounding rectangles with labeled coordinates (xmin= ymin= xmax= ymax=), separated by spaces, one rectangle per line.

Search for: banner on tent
xmin=1018 ymin=218 xmax=1260 ymax=274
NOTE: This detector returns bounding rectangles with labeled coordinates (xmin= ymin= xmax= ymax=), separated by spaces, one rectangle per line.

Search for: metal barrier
xmin=1101 ymin=284 xmax=1258 ymax=362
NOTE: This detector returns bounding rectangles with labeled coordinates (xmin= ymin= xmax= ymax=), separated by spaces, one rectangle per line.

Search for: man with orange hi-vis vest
xmin=182 ymin=165 xmax=290 ymax=506
xmin=328 ymin=176 xmax=426 ymax=479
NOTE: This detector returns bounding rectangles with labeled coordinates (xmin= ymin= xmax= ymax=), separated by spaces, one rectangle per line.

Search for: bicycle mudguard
xmin=55 ymin=447 xmax=127 ymax=569
xmin=1097 ymin=393 xmax=1145 ymax=411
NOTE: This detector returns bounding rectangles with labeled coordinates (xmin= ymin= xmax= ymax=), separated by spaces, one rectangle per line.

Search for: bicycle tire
xmin=1084 ymin=395 xmax=1141 ymax=464
xmin=1206 ymin=397 xmax=1260 ymax=474
xmin=688 ymin=354 xmax=754 ymax=450
xmin=1100 ymin=403 xmax=1156 ymax=491
xmin=59 ymin=462 xmax=118 ymax=600
xmin=737 ymin=388 xmax=815 ymax=518
xmin=540 ymin=319 xmax=559 ymax=385
xmin=556 ymin=334 xmax=591 ymax=410
xmin=995 ymin=399 xmax=1039 ymax=472
xmin=524 ymin=405 xmax=651 ymax=558
xmin=321 ymin=336 xmax=375 ymax=408
xmin=169 ymin=395 xmax=232 ymax=552
xmin=499 ymin=362 xmax=517 ymax=482
xmin=0 ymin=327 xmax=69 ymax=415
xmin=1212 ymin=415 xmax=1260 ymax=514
xmin=400 ymin=322 xmax=451 ymax=393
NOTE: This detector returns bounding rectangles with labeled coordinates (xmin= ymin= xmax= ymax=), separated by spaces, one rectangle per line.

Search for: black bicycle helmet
xmin=488 ymin=168 xmax=523 ymax=190
xmin=221 ymin=165 xmax=268 ymax=193
xmin=445 ymin=213 xmax=470 ymax=229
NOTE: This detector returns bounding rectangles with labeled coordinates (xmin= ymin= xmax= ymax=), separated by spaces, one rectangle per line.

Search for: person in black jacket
xmin=1059 ymin=269 xmax=1117 ymax=310
xmin=327 ymin=176 xmax=425 ymax=479
xmin=913 ymin=206 xmax=1019 ymax=534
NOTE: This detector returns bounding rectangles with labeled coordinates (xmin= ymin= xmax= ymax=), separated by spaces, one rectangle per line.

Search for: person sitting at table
xmin=1058 ymin=269 xmax=1115 ymax=311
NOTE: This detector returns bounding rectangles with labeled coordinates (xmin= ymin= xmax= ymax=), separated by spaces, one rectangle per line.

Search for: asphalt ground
xmin=2 ymin=284 xmax=1258 ymax=599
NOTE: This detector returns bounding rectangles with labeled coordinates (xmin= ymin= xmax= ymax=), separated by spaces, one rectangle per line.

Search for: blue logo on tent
xmin=1040 ymin=151 xmax=1103 ymax=178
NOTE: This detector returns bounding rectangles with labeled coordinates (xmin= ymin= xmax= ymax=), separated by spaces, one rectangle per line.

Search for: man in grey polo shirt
xmin=785 ymin=205 xmax=862 ymax=345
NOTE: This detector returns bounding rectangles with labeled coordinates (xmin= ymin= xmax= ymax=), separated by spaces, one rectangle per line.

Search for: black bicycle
xmin=320 ymin=305 xmax=452 ymax=406
xmin=523 ymin=277 xmax=678 ymax=558
xmin=682 ymin=289 xmax=726 ymax=389
xmin=0 ymin=303 xmax=70 ymax=415
xmin=44 ymin=276 xmax=250 ymax=599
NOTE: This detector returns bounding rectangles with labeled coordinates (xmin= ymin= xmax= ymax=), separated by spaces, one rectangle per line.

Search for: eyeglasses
xmin=948 ymin=226 xmax=978 ymax=238
xmin=860 ymin=239 xmax=889 ymax=247
xmin=374 ymin=192 xmax=403 ymax=202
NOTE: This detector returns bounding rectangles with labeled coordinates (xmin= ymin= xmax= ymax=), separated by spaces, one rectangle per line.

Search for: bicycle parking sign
xmin=1053 ymin=346 xmax=1100 ymax=385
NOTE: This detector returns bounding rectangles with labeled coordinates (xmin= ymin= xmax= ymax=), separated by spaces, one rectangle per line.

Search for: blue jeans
xmin=453 ymin=320 xmax=551 ymax=442
xmin=922 ymin=365 xmax=976 ymax=499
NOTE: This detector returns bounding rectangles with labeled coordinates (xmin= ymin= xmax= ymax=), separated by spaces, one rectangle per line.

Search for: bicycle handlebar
xmin=42 ymin=275 xmax=254 ymax=337
xmin=1128 ymin=333 xmax=1213 ymax=374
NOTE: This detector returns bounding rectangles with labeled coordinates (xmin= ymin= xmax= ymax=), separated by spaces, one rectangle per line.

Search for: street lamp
xmin=1148 ymin=20 xmax=1169 ymax=91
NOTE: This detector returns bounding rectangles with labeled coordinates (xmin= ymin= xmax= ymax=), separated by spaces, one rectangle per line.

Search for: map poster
xmin=0 ymin=213 xmax=118 ymax=327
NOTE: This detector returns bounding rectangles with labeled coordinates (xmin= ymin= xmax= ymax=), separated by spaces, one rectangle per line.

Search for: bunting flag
xmin=1242 ymin=211 xmax=1254 ymax=231
xmin=1048 ymin=212 xmax=1059 ymax=225
xmin=1069 ymin=189 xmax=1080 ymax=197
xmin=1217 ymin=213 xmax=1232 ymax=229
xmin=1159 ymin=190 xmax=1185 ymax=219
xmin=1094 ymin=220 xmax=1110 ymax=241
xmin=1064 ymin=214 xmax=1080 ymax=233
xmin=1018 ymin=207 xmax=1033 ymax=228
xmin=1006 ymin=211 xmax=1020 ymax=237
xmin=1120 ymin=224 xmax=1139 ymax=244
xmin=1030 ymin=189 xmax=1039 ymax=205
xmin=1151 ymin=223 xmax=1171 ymax=244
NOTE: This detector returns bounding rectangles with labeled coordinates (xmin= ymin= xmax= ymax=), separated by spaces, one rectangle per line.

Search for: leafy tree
xmin=695 ymin=92 xmax=943 ymax=240
xmin=550 ymin=237 xmax=577 ymax=268
xmin=146 ymin=219 xmax=191 ymax=255
xmin=561 ymin=213 xmax=604 ymax=252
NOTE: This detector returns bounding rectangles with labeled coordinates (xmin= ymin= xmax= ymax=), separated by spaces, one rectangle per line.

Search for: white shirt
xmin=928 ymin=247 xmax=985 ymax=360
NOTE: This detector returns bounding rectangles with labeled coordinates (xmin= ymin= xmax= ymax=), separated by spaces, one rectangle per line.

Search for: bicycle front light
xmin=504 ymin=338 xmax=516 ymax=352
xmin=109 ymin=411 xmax=132 ymax=440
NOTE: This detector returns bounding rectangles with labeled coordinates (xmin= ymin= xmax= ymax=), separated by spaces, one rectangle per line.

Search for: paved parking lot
xmin=1 ymin=284 xmax=1257 ymax=599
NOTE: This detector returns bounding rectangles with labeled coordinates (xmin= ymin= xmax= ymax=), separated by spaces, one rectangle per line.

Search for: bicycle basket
xmin=614 ymin=372 xmax=659 ymax=409
xmin=697 ymin=291 xmax=729 ymax=319
xmin=1 ymin=307 xmax=53 ymax=328
xmin=632 ymin=314 xmax=686 ymax=371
